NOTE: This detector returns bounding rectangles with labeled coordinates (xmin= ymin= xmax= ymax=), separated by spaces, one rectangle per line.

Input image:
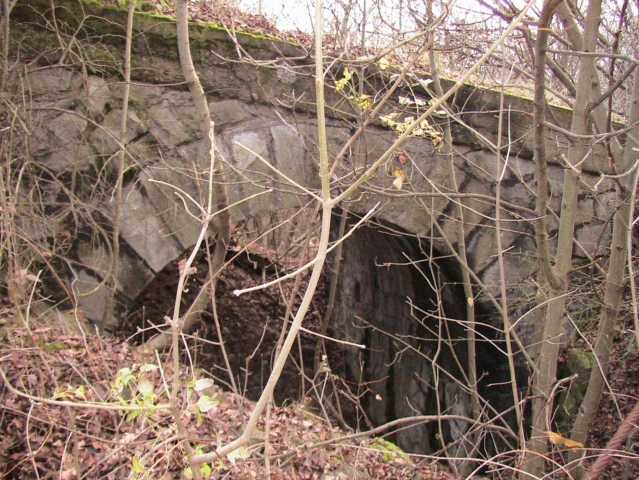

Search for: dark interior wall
xmin=330 ymin=215 xmax=469 ymax=454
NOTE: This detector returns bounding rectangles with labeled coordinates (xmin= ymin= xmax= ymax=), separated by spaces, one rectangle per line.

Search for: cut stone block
xmin=90 ymin=109 xmax=147 ymax=156
xmin=76 ymin=240 xmax=155 ymax=300
xmin=74 ymin=270 xmax=109 ymax=325
xmin=120 ymin=186 xmax=182 ymax=272
xmin=31 ymin=111 xmax=94 ymax=171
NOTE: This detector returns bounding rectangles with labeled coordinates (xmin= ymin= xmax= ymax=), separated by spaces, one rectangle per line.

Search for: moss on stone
xmin=12 ymin=0 xmax=618 ymax=176
xmin=12 ymin=0 xmax=295 ymax=72
xmin=567 ymin=349 xmax=596 ymax=372
xmin=14 ymin=0 xmax=298 ymax=56
xmin=556 ymin=348 xmax=596 ymax=434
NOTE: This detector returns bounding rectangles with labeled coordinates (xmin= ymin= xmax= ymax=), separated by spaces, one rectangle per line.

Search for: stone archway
xmin=14 ymin=0 xmax=617 ymax=352
xmin=6 ymin=0 xmax=629 ymax=464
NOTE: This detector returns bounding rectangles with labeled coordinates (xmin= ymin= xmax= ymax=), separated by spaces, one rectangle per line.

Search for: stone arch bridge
xmin=10 ymin=0 xmax=618 ymax=453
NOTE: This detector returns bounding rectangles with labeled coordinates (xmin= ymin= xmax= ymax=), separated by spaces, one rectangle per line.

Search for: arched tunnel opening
xmin=124 ymin=210 xmax=510 ymax=456
xmin=326 ymin=213 xmax=471 ymax=454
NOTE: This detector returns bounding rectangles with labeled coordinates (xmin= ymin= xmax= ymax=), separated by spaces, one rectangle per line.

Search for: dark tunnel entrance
xmin=126 ymin=209 xmax=514 ymax=457
xmin=328 ymin=214 xmax=471 ymax=454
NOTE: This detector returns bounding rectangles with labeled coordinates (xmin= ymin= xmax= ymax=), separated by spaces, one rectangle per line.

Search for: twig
xmin=0 ymin=365 xmax=170 ymax=412
xmin=232 ymin=202 xmax=379 ymax=296
xmin=193 ymin=0 xmax=335 ymax=463
xmin=585 ymin=400 xmax=639 ymax=480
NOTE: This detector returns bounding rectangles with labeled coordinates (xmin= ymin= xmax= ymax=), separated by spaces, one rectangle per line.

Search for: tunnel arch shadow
xmin=326 ymin=211 xmax=473 ymax=454
xmin=325 ymin=210 xmax=521 ymax=457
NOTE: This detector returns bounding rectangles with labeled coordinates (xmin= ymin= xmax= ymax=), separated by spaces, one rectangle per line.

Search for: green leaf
xmin=196 ymin=394 xmax=219 ymax=413
xmin=73 ymin=385 xmax=87 ymax=400
xmin=139 ymin=363 xmax=158 ymax=373
xmin=137 ymin=379 xmax=154 ymax=396
xmin=43 ymin=341 xmax=66 ymax=352
xmin=126 ymin=411 xmax=140 ymax=423
xmin=200 ymin=463 xmax=212 ymax=477
xmin=371 ymin=438 xmax=409 ymax=463
xmin=112 ymin=367 xmax=136 ymax=396
xmin=194 ymin=378 xmax=214 ymax=392
xmin=53 ymin=386 xmax=71 ymax=400
xmin=131 ymin=455 xmax=145 ymax=475
xmin=335 ymin=67 xmax=353 ymax=92
xmin=115 ymin=367 xmax=134 ymax=385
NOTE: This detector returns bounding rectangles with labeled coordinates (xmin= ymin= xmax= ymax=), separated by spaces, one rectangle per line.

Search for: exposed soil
xmin=126 ymin=244 xmax=327 ymax=405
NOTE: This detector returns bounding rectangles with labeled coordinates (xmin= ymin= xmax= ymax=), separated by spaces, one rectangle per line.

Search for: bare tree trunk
xmin=143 ymin=0 xmax=230 ymax=352
xmin=313 ymin=209 xmax=346 ymax=373
xmin=533 ymin=0 xmax=563 ymax=294
xmin=1 ymin=0 xmax=17 ymax=91
xmin=525 ymin=0 xmax=602 ymax=475
xmin=192 ymin=0 xmax=334 ymax=463
xmin=555 ymin=0 xmax=624 ymax=163
xmin=570 ymin=62 xmax=639 ymax=454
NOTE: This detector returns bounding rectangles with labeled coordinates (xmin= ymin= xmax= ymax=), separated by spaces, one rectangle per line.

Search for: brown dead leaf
xmin=546 ymin=431 xmax=584 ymax=449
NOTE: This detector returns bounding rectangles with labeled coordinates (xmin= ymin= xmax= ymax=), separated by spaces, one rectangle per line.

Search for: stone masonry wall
xmin=9 ymin=0 xmax=616 ymax=348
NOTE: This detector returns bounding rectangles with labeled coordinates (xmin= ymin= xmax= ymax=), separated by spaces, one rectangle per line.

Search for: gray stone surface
xmin=74 ymin=271 xmax=109 ymax=328
xmin=147 ymin=91 xmax=200 ymax=146
xmin=467 ymin=223 xmax=519 ymax=274
xmin=210 ymin=99 xmax=253 ymax=125
xmin=271 ymin=125 xmax=308 ymax=182
xmin=440 ymin=177 xmax=495 ymax=246
xmin=127 ymin=139 xmax=160 ymax=168
xmin=479 ymin=239 xmax=537 ymax=301
xmin=228 ymin=129 xmax=295 ymax=218
xmin=593 ymin=188 xmax=617 ymax=219
xmin=15 ymin=205 xmax=63 ymax=241
xmin=25 ymin=68 xmax=75 ymax=95
xmin=90 ymin=109 xmax=147 ymax=156
xmin=232 ymin=130 xmax=271 ymax=170
xmin=464 ymin=149 xmax=502 ymax=183
xmin=275 ymin=63 xmax=298 ymax=85
xmin=509 ymin=153 xmax=537 ymax=179
xmin=46 ymin=112 xmax=88 ymax=147
xmin=119 ymin=186 xmax=182 ymax=272
xmin=76 ymin=240 xmax=155 ymax=300
xmin=575 ymin=221 xmax=611 ymax=258
xmin=325 ymin=126 xmax=350 ymax=161
xmin=82 ymin=76 xmax=111 ymax=117
xmin=20 ymin=64 xmax=615 ymax=335
xmin=32 ymin=111 xmax=94 ymax=171
xmin=139 ymin=162 xmax=202 ymax=251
